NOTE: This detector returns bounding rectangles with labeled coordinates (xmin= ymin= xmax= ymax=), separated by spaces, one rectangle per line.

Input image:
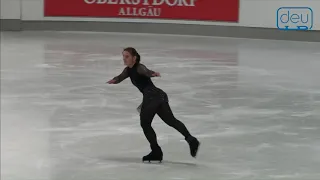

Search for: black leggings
xmin=140 ymin=101 xmax=191 ymax=148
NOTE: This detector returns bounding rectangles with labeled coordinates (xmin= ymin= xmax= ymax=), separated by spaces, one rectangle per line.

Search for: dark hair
xmin=123 ymin=47 xmax=141 ymax=63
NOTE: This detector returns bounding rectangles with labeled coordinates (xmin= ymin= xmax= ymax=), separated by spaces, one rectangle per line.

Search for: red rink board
xmin=44 ymin=0 xmax=239 ymax=22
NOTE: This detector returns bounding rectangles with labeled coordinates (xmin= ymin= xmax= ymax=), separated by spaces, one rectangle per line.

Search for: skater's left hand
xmin=152 ymin=72 xmax=161 ymax=77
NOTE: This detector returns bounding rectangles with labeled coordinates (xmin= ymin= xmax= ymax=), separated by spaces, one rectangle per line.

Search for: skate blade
xmin=142 ymin=159 xmax=162 ymax=163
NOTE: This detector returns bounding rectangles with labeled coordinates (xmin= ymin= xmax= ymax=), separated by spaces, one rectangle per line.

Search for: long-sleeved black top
xmin=112 ymin=63 xmax=157 ymax=93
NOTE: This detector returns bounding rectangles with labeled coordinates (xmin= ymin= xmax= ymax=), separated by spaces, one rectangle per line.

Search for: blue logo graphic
xmin=277 ymin=7 xmax=313 ymax=30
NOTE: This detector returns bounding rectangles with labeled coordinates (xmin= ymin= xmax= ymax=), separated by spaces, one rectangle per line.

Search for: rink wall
xmin=1 ymin=0 xmax=320 ymax=42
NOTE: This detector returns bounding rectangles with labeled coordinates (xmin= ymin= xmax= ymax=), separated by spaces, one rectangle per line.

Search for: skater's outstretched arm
xmin=107 ymin=67 xmax=129 ymax=84
xmin=137 ymin=64 xmax=160 ymax=77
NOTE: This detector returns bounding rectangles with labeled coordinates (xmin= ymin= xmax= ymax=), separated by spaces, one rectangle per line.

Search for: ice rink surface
xmin=1 ymin=31 xmax=320 ymax=180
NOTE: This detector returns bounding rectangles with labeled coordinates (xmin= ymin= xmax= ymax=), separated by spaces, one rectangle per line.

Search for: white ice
xmin=1 ymin=31 xmax=320 ymax=180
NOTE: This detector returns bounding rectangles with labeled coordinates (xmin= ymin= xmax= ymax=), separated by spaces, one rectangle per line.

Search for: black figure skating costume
xmin=112 ymin=63 xmax=200 ymax=162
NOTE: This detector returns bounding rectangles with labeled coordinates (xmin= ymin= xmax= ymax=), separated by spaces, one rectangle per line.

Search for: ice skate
xmin=186 ymin=136 xmax=200 ymax=158
xmin=142 ymin=146 xmax=163 ymax=163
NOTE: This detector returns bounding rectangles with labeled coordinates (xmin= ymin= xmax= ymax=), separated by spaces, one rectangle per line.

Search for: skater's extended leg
xmin=157 ymin=102 xmax=200 ymax=157
xmin=156 ymin=102 xmax=191 ymax=138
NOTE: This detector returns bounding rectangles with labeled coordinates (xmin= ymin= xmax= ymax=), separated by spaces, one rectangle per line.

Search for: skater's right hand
xmin=107 ymin=79 xmax=116 ymax=84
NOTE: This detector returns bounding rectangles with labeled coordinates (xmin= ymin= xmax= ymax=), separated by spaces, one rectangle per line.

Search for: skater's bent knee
xmin=140 ymin=120 xmax=152 ymax=128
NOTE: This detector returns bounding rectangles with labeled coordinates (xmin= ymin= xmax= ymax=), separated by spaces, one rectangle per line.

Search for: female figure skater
xmin=107 ymin=47 xmax=200 ymax=162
